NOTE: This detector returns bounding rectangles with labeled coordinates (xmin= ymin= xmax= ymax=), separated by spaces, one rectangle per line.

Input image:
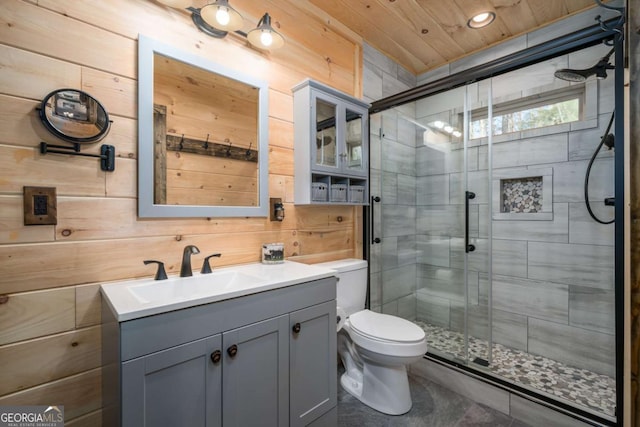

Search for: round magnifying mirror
xmin=39 ymin=89 xmax=111 ymax=144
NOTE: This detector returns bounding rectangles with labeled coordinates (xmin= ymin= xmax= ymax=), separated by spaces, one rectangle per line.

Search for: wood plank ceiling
xmin=309 ymin=0 xmax=598 ymax=75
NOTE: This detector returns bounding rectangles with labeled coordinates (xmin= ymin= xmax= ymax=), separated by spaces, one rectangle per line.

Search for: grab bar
xmin=465 ymin=191 xmax=476 ymax=253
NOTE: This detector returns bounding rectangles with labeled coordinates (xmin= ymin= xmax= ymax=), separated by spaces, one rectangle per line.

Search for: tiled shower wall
xmin=364 ymin=6 xmax=619 ymax=378
xmin=363 ymin=43 xmax=419 ymax=319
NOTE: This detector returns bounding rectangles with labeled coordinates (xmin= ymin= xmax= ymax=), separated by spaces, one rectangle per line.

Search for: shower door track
xmin=370 ymin=18 xmax=621 ymax=114
xmin=365 ymin=16 xmax=625 ymax=427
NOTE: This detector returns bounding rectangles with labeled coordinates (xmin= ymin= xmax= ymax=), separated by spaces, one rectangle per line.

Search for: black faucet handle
xmin=144 ymin=260 xmax=168 ymax=280
xmin=201 ymin=253 xmax=222 ymax=274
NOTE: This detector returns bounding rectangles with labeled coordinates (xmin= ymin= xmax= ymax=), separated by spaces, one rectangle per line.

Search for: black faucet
xmin=180 ymin=245 xmax=200 ymax=277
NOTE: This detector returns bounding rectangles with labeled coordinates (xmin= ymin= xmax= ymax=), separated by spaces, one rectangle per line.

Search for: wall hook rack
xmin=40 ymin=142 xmax=115 ymax=171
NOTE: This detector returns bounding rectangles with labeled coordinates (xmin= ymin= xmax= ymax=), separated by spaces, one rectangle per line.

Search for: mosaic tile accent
xmin=414 ymin=320 xmax=616 ymax=418
xmin=501 ymin=177 xmax=543 ymax=213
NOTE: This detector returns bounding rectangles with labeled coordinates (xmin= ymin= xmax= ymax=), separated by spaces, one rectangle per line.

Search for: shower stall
xmin=366 ymin=18 xmax=624 ymax=425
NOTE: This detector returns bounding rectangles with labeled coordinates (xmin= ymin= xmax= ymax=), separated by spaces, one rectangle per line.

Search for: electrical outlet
xmin=24 ymin=186 xmax=57 ymax=225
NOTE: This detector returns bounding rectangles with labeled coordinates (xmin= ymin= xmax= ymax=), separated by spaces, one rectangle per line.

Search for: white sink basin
xmin=128 ymin=270 xmax=265 ymax=304
xmin=101 ymin=261 xmax=338 ymax=321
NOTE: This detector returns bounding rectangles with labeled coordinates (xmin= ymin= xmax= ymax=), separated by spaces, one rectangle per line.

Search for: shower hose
xmin=584 ymin=111 xmax=615 ymax=224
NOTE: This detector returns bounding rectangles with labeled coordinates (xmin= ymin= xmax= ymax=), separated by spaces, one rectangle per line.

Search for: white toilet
xmin=316 ymin=258 xmax=428 ymax=415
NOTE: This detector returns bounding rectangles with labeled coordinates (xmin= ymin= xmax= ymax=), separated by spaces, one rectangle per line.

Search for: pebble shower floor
xmin=414 ymin=321 xmax=616 ymax=418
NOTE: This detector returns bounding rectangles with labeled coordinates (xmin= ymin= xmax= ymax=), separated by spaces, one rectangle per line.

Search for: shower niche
xmin=492 ymin=168 xmax=553 ymax=220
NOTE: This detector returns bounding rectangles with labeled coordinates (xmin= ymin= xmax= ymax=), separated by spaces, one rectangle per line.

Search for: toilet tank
xmin=315 ymin=259 xmax=368 ymax=317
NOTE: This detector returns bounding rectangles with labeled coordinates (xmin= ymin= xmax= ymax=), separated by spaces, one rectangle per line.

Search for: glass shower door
xmin=414 ymin=82 xmax=491 ymax=367
xmin=369 ymin=82 xmax=491 ymax=367
xmin=368 ymin=40 xmax=618 ymax=423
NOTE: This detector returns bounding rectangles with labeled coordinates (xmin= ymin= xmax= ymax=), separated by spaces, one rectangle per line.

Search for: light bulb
xmin=216 ymin=7 xmax=230 ymax=26
xmin=472 ymin=12 xmax=490 ymax=23
xmin=452 ymin=130 xmax=462 ymax=138
xmin=434 ymin=120 xmax=445 ymax=129
xmin=444 ymin=125 xmax=454 ymax=133
xmin=260 ymin=31 xmax=273 ymax=47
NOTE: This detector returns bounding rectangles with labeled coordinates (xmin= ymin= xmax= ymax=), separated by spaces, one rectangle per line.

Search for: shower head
xmin=554 ymin=47 xmax=615 ymax=82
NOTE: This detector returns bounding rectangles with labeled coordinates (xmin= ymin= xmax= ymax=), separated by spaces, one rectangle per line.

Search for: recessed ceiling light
xmin=467 ymin=11 xmax=496 ymax=29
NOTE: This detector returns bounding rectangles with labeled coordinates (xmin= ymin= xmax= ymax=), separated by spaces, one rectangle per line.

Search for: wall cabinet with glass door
xmin=293 ymin=80 xmax=370 ymax=205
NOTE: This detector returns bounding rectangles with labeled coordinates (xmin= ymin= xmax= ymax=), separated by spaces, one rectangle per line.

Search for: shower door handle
xmin=465 ymin=191 xmax=476 ymax=253
xmin=371 ymin=196 xmax=381 ymax=244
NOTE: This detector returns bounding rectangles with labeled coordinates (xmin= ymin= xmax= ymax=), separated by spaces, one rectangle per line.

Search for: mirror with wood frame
xmin=138 ymin=35 xmax=269 ymax=218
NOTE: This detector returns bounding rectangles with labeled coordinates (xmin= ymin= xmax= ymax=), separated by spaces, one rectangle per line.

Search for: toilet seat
xmin=345 ymin=310 xmax=427 ymax=358
xmin=349 ymin=310 xmax=426 ymax=343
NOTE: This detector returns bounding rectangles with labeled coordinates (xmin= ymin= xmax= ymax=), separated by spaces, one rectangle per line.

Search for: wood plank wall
xmin=0 ymin=0 xmax=364 ymax=424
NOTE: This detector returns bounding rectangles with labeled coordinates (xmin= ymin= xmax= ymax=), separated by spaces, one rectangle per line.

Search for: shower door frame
xmin=365 ymin=19 xmax=625 ymax=427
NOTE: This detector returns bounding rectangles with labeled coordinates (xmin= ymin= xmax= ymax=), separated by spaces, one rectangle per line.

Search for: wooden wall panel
xmin=270 ymin=118 xmax=294 ymax=149
xmin=0 ymin=1 xmax=136 ymax=78
xmin=0 ymin=288 xmax=76 ymax=345
xmin=105 ymin=157 xmax=136 ymax=198
xmin=75 ymin=285 xmax=102 ymax=328
xmin=0 ymin=146 xmax=107 ymax=196
xmin=0 ymin=0 xmax=364 ymax=419
xmin=0 ymin=96 xmax=51 ymax=148
xmin=0 ymin=195 xmax=55 ymax=243
xmin=81 ymin=68 xmax=137 ymax=119
xmin=0 ymin=44 xmax=81 ymax=100
xmin=0 ymin=368 xmax=102 ymax=422
xmin=0 ymin=326 xmax=101 ymax=395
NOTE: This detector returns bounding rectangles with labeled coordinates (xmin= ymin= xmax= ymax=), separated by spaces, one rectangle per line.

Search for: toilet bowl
xmin=316 ymin=259 xmax=428 ymax=415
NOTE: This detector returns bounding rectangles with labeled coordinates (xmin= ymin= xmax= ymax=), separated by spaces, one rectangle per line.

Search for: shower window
xmin=469 ymin=85 xmax=585 ymax=139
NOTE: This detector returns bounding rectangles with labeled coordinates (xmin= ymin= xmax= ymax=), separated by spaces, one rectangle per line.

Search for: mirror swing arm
xmin=39 ymin=141 xmax=115 ymax=172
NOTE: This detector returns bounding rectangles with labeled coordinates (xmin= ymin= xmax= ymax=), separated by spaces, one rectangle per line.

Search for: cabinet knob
xmin=227 ymin=344 xmax=238 ymax=358
xmin=292 ymin=323 xmax=301 ymax=334
xmin=210 ymin=350 xmax=222 ymax=364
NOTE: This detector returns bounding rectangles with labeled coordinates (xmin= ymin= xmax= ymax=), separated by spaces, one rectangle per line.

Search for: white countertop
xmin=101 ymin=260 xmax=337 ymax=322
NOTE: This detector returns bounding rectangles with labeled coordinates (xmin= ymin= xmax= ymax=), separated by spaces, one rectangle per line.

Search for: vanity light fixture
xmin=201 ymin=0 xmax=243 ymax=32
xmin=247 ymin=13 xmax=285 ymax=50
xmin=187 ymin=5 xmax=285 ymax=50
xmin=467 ymin=11 xmax=496 ymax=29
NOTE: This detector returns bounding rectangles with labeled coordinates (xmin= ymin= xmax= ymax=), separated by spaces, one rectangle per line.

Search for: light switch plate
xmin=24 ymin=186 xmax=57 ymax=225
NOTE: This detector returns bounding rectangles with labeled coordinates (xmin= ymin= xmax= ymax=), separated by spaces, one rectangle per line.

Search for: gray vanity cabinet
xmin=290 ymin=301 xmax=337 ymax=427
xmin=103 ymin=276 xmax=337 ymax=427
xmin=121 ymin=335 xmax=222 ymax=427
xmin=222 ymin=315 xmax=289 ymax=427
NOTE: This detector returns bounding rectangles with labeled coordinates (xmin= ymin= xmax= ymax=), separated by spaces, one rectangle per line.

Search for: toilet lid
xmin=349 ymin=310 xmax=426 ymax=343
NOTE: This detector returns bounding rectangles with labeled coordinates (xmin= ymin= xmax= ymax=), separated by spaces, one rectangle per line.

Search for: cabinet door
xmin=222 ymin=315 xmax=289 ymax=427
xmin=290 ymin=301 xmax=337 ymax=427
xmin=311 ymin=92 xmax=340 ymax=174
xmin=344 ymin=105 xmax=368 ymax=177
xmin=121 ymin=334 xmax=222 ymax=427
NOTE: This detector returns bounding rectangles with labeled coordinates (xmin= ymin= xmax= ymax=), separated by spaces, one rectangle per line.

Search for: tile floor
xmin=337 ymin=366 xmax=530 ymax=427
xmin=415 ymin=321 xmax=616 ymax=418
